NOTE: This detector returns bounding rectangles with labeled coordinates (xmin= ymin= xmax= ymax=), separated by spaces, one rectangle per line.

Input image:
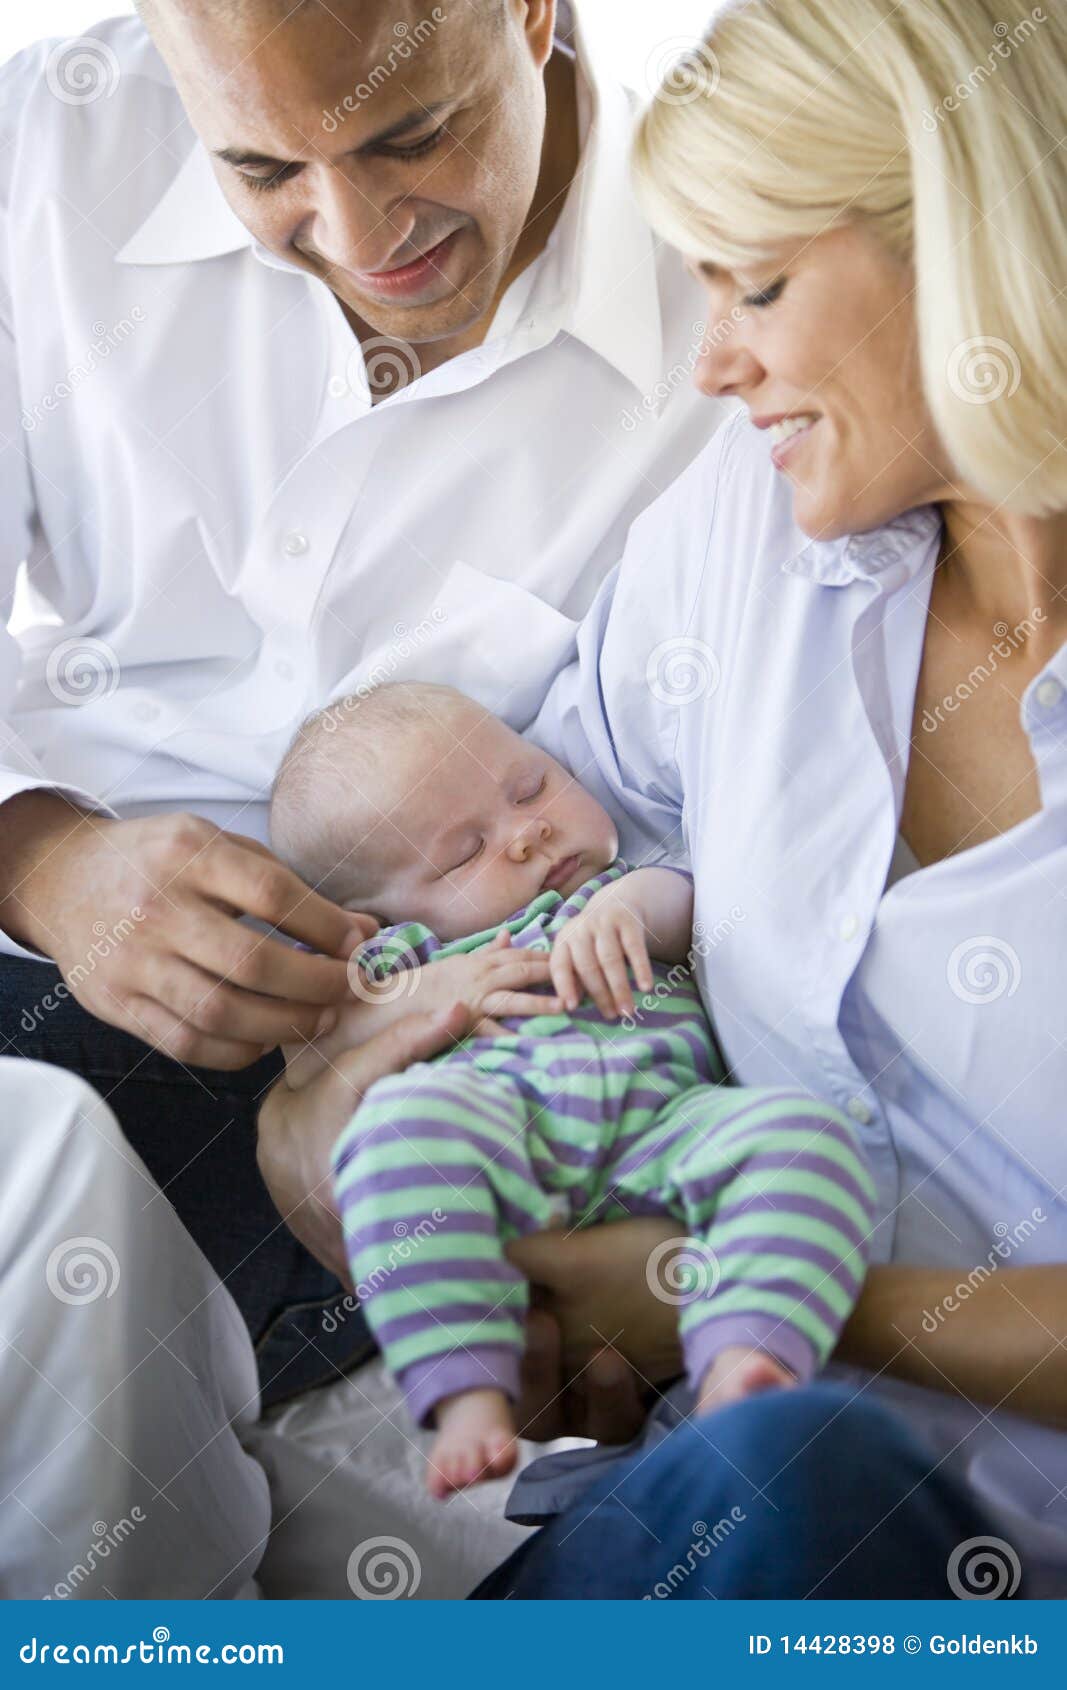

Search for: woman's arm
xmin=837 ymin=1264 xmax=1067 ymax=1426
xmin=509 ymin=1225 xmax=1067 ymax=1433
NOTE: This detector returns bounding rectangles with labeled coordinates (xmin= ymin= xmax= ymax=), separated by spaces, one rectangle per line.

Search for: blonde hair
xmin=634 ymin=0 xmax=1067 ymax=516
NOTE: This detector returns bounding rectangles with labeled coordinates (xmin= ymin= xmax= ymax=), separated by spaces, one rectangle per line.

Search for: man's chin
xmin=335 ymin=275 xmax=495 ymax=350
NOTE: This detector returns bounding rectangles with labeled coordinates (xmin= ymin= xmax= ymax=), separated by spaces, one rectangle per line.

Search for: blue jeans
xmin=473 ymin=1385 xmax=1014 ymax=1599
xmin=0 ymin=956 xmax=375 ymax=1406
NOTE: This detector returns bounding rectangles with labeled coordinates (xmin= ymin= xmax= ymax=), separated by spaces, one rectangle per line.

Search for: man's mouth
xmin=352 ymin=230 xmax=462 ymax=299
xmin=541 ymin=854 xmax=581 ymax=893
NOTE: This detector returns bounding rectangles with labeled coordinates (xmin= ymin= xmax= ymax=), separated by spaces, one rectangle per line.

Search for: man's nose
xmin=306 ymin=171 xmax=416 ymax=275
xmin=506 ymin=816 xmax=551 ymax=862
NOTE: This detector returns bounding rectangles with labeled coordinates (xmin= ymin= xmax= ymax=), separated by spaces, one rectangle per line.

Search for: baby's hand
xmin=550 ymin=881 xmax=655 ymax=1020
xmin=284 ymin=932 xmax=560 ymax=1086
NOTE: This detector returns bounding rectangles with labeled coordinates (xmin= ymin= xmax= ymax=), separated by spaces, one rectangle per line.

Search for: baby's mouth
xmin=541 ymin=854 xmax=581 ymax=893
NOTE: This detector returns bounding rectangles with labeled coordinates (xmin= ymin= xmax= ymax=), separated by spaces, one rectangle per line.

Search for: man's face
xmin=147 ymin=0 xmax=554 ymax=345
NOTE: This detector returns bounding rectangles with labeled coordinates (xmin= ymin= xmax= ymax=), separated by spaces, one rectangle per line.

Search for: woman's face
xmin=693 ymin=225 xmax=958 ymax=538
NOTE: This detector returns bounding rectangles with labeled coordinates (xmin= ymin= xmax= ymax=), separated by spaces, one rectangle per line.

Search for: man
xmin=0 ymin=0 xmax=724 ymax=1405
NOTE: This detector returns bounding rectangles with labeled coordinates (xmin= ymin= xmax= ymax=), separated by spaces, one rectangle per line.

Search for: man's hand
xmin=283 ymin=929 xmax=561 ymax=1088
xmin=509 ymin=1218 xmax=686 ymax=1443
xmin=0 ymin=792 xmax=375 ymax=1069
xmin=257 ymin=1001 xmax=474 ymax=1284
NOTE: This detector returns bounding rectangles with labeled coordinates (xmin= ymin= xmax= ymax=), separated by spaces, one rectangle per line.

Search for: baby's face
xmin=359 ymin=710 xmax=619 ymax=939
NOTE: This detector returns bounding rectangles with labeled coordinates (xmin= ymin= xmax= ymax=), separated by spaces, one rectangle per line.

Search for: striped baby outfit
xmin=332 ymin=864 xmax=876 ymax=1427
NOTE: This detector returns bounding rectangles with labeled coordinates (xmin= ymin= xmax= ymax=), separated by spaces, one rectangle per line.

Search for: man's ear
xmin=520 ymin=0 xmax=557 ymax=71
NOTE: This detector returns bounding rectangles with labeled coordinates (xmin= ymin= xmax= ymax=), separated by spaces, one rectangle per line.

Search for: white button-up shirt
xmin=532 ymin=411 xmax=1067 ymax=1586
xmin=0 ymin=7 xmax=725 ymax=956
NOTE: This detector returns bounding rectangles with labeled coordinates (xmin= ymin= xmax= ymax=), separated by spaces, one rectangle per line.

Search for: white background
xmin=0 ymin=2 xmax=719 ymax=88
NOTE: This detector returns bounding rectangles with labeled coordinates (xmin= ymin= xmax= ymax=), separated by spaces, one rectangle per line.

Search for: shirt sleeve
xmin=526 ymin=419 xmax=738 ymax=871
xmin=0 ymin=47 xmax=119 ymax=960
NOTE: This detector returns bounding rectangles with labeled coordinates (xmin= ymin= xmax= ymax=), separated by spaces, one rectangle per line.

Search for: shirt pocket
xmin=355 ymin=559 xmax=580 ymax=728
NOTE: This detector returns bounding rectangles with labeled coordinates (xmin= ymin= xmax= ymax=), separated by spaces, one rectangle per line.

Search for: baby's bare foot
xmin=696 ymin=1344 xmax=795 ymax=1417
xmin=427 ymin=1388 xmax=518 ymax=1499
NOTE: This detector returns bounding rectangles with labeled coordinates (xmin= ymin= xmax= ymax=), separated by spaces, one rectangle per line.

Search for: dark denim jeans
xmin=473 ymin=1384 xmax=1014 ymax=1599
xmin=0 ymin=956 xmax=374 ymax=1407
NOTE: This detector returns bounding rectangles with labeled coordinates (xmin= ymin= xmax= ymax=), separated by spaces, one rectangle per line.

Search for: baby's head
xmin=270 ymin=682 xmax=619 ymax=940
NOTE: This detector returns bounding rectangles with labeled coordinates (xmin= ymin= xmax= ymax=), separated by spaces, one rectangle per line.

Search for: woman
xmin=471 ymin=0 xmax=1067 ymax=1597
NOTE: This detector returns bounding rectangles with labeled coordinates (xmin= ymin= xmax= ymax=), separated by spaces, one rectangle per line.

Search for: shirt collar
xmin=783 ymin=505 xmax=943 ymax=588
xmin=114 ymin=3 xmax=663 ymax=393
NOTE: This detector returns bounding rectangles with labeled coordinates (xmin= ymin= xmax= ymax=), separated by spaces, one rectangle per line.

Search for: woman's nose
xmin=506 ymin=816 xmax=551 ymax=862
xmin=694 ymin=332 xmax=763 ymax=400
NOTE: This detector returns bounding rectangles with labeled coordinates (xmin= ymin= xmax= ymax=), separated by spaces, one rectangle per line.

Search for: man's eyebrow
xmin=213 ymin=105 xmax=452 ymax=170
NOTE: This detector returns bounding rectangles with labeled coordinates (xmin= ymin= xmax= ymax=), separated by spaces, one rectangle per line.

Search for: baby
xmin=271 ymin=682 xmax=875 ymax=1498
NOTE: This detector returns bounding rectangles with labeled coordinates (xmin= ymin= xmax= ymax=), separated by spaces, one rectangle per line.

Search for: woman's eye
xmin=741 ymin=276 xmax=787 ymax=309
xmin=388 ymin=127 xmax=447 ymax=162
xmin=518 ymin=777 xmax=547 ymax=804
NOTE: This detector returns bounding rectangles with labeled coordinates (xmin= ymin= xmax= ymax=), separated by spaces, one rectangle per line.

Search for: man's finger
xmin=578 ymin=1346 xmax=646 ymax=1444
xmin=202 ymin=835 xmax=375 ymax=958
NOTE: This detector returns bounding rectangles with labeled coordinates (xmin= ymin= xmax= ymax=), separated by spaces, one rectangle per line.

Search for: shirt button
xmin=282 ymin=531 xmax=309 ymax=557
xmin=846 ymin=1096 xmax=873 ymax=1126
xmin=327 ymin=376 xmax=348 ymax=398
xmin=133 ymin=702 xmax=159 ymax=723
xmin=1036 ymin=677 xmax=1064 ymax=710
xmin=839 ymin=914 xmax=860 ymax=941
xmin=274 ymin=660 xmax=295 ymax=681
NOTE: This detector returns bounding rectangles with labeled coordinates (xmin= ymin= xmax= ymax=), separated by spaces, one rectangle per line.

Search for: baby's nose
xmin=508 ymin=816 xmax=551 ymax=860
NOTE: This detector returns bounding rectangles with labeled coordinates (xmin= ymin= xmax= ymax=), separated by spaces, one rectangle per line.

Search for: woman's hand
xmin=508 ymin=1218 xmax=686 ymax=1442
xmin=283 ymin=931 xmax=560 ymax=1087
xmin=549 ymin=881 xmax=655 ymax=1020
xmin=258 ymin=1002 xmax=475 ymax=1283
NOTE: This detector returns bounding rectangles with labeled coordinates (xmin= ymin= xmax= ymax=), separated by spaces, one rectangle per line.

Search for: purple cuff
xmin=682 ymin=1314 xmax=818 ymax=1394
xmin=398 ymin=1344 xmax=522 ymax=1429
xmin=655 ymin=863 xmax=694 ymax=883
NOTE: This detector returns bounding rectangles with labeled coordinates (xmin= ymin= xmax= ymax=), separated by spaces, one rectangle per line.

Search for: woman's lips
xmin=542 ymin=854 xmax=581 ymax=893
xmin=769 ymin=414 xmax=820 ymax=470
xmin=353 ymin=230 xmax=461 ymax=299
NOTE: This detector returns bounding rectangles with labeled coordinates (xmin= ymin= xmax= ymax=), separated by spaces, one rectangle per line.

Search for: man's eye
xmin=387 ymin=127 xmax=447 ymax=162
xmin=741 ymin=276 xmax=787 ymax=309
xmin=240 ymin=166 xmax=298 ymax=194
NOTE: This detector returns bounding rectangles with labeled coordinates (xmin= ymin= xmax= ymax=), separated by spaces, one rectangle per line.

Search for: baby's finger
xmin=550 ymin=943 xmax=580 ymax=1014
xmin=571 ymin=939 xmax=617 ymax=1020
xmin=621 ymin=926 xmax=655 ymax=995
xmin=491 ymin=930 xmax=512 ymax=950
xmin=594 ymin=932 xmax=635 ymax=1018
xmin=473 ymin=1015 xmax=509 ymax=1039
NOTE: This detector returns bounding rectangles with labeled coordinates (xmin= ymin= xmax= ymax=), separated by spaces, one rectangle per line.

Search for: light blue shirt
xmin=519 ymin=413 xmax=1067 ymax=1585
